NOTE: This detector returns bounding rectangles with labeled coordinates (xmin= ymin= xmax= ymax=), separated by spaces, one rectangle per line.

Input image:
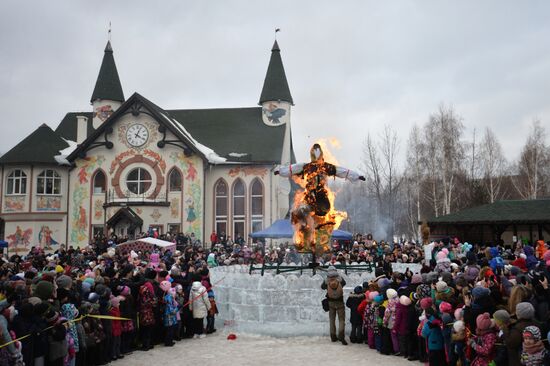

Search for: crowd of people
xmin=323 ymin=236 xmax=550 ymax=366
xmin=0 ymin=243 xmax=218 ymax=366
xmin=0 ymin=230 xmax=549 ymax=366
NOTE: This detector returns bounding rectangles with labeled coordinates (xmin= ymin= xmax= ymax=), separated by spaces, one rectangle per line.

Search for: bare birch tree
xmin=424 ymin=104 xmax=465 ymax=215
xmin=512 ymin=119 xmax=550 ymax=199
xmin=479 ymin=127 xmax=507 ymax=203
xmin=405 ymin=124 xmax=423 ymax=239
xmin=362 ymin=124 xmax=402 ymax=239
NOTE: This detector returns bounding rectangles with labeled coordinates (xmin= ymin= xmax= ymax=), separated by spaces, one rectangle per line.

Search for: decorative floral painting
xmin=94 ymin=199 xmax=103 ymax=220
xmin=170 ymin=197 xmax=179 ymax=218
xmin=228 ymin=166 xmax=268 ymax=178
xmin=36 ymin=196 xmax=61 ymax=211
xmin=3 ymin=196 xmax=25 ymax=212
xmin=77 ymin=156 xmax=105 ymax=184
xmin=94 ymin=105 xmax=114 ymax=122
xmin=71 ymin=155 xmax=104 ymax=244
xmin=110 ymin=150 xmax=134 ymax=174
xmin=150 ymin=209 xmax=162 ymax=222
xmin=170 ymin=152 xmax=203 ymax=239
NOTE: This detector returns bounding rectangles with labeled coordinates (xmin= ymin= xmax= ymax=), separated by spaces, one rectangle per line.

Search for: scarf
xmin=520 ymin=342 xmax=547 ymax=366
xmin=522 ymin=340 xmax=545 ymax=355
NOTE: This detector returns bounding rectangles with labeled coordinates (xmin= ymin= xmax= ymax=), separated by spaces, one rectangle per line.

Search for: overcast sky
xmin=1 ymin=1 xmax=549 ymax=171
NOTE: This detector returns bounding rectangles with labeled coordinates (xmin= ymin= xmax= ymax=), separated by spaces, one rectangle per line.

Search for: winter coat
xmin=394 ymin=302 xmax=411 ymax=336
xmin=138 ymin=281 xmax=157 ymax=326
xmin=189 ymin=281 xmax=211 ymax=319
xmin=471 ymin=330 xmax=497 ymax=366
xmin=322 ymin=277 xmax=346 ymax=302
xmin=383 ymin=298 xmax=398 ymax=330
xmin=163 ymin=293 xmax=178 ymax=327
xmin=421 ymin=316 xmax=444 ymax=351
xmin=110 ymin=307 xmax=122 ymax=337
xmin=507 ymin=319 xmax=542 ymax=366
xmin=345 ymin=293 xmax=365 ymax=326
xmin=365 ymin=303 xmax=381 ymax=335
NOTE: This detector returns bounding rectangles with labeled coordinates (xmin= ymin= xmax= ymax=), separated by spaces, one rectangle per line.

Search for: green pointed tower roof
xmin=259 ymin=40 xmax=293 ymax=105
xmin=90 ymin=41 xmax=125 ymax=103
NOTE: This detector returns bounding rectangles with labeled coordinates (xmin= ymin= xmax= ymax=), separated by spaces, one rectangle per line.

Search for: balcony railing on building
xmin=102 ymin=189 xmax=170 ymax=208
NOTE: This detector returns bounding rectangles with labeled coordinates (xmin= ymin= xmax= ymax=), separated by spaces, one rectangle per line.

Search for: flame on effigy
xmin=291 ymin=138 xmax=347 ymax=253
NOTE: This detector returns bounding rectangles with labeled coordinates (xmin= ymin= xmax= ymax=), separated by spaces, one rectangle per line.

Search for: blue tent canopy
xmin=249 ymin=219 xmax=352 ymax=240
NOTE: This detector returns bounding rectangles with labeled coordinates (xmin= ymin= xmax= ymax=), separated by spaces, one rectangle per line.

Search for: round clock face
xmin=126 ymin=124 xmax=149 ymax=147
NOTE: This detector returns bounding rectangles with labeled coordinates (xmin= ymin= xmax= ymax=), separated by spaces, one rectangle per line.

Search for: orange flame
xmin=290 ymin=138 xmax=347 ymax=253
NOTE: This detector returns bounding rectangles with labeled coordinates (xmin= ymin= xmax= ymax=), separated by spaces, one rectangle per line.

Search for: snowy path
xmin=115 ymin=332 xmax=414 ymax=366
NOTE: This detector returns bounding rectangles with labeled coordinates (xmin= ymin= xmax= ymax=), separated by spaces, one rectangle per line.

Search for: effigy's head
xmin=310 ymin=143 xmax=324 ymax=162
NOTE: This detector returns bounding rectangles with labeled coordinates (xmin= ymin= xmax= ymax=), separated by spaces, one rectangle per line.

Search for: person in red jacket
xmin=210 ymin=231 xmax=218 ymax=249
xmin=110 ymin=296 xmax=124 ymax=361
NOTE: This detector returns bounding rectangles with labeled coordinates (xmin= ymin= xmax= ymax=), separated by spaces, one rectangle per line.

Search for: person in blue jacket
xmin=421 ymin=307 xmax=448 ymax=366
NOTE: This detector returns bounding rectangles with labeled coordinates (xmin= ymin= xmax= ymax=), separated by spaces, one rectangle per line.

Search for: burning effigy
xmin=275 ymin=143 xmax=365 ymax=255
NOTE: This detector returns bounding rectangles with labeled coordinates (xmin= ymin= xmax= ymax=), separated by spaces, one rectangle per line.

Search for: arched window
xmin=250 ymin=179 xmax=264 ymax=233
xmin=214 ymin=180 xmax=228 ymax=236
xmin=37 ymin=169 xmax=61 ymax=195
xmin=169 ymin=169 xmax=182 ymax=192
xmin=93 ymin=171 xmax=106 ymax=194
xmin=232 ymin=179 xmax=246 ymax=241
xmin=126 ymin=167 xmax=152 ymax=195
xmin=6 ymin=169 xmax=27 ymax=195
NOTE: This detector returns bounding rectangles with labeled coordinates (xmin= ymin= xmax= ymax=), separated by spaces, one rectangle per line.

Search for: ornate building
xmin=0 ymin=39 xmax=295 ymax=253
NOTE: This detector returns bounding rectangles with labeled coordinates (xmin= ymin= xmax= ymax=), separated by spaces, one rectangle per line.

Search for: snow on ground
xmin=116 ymin=331 xmax=413 ymax=366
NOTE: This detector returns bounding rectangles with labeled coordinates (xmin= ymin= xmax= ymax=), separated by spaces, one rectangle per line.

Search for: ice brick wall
xmin=210 ymin=264 xmax=375 ymax=337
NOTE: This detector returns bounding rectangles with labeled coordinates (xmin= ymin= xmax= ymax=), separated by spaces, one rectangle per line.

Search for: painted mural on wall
xmin=170 ymin=197 xmax=179 ymax=218
xmin=71 ymin=156 xmax=104 ymax=244
xmin=94 ymin=200 xmax=103 ymax=220
xmin=150 ymin=209 xmax=161 ymax=222
xmin=36 ymin=196 xmax=61 ymax=211
xmin=170 ymin=152 xmax=202 ymax=239
xmin=228 ymin=166 xmax=268 ymax=178
xmin=143 ymin=149 xmax=166 ymax=173
xmin=3 ymin=196 xmax=25 ymax=212
xmin=38 ymin=225 xmax=58 ymax=250
xmin=6 ymin=226 xmax=32 ymax=253
xmin=110 ymin=150 xmax=134 ymax=174
xmin=94 ymin=105 xmax=114 ymax=122
xmin=262 ymin=102 xmax=288 ymax=125
xmin=186 ymin=198 xmax=196 ymax=222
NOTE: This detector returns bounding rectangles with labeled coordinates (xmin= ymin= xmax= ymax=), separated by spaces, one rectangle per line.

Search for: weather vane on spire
xmin=275 ymin=28 xmax=280 ymax=40
xmin=108 ymin=21 xmax=112 ymax=42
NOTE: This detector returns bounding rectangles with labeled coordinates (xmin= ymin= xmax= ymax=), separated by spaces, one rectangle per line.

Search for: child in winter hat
xmin=493 ymin=310 xmax=512 ymax=366
xmin=469 ymin=313 xmax=497 ymax=366
xmin=451 ymin=320 xmax=466 ymax=366
xmin=520 ymin=326 xmax=549 ymax=366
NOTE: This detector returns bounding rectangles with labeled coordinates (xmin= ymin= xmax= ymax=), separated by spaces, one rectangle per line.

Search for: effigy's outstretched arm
xmin=274 ymin=163 xmax=305 ymax=177
xmin=334 ymin=166 xmax=366 ymax=182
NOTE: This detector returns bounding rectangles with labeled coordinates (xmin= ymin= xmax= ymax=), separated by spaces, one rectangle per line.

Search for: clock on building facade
xmin=126 ymin=123 xmax=149 ymax=147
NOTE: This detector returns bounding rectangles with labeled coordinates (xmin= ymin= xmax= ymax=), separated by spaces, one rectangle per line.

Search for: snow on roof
xmin=119 ymin=237 xmax=175 ymax=248
xmin=54 ymin=139 xmax=78 ymax=166
xmin=159 ymin=111 xmax=227 ymax=164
